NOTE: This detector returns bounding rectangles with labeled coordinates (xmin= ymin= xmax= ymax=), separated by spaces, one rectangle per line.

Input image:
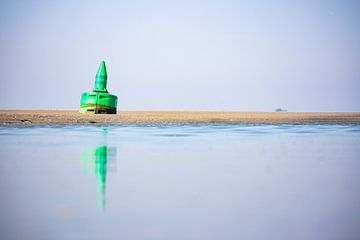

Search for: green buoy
xmin=80 ymin=61 xmax=118 ymax=114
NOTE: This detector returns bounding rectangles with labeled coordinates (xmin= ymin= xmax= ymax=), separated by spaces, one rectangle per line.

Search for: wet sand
xmin=1 ymin=110 xmax=359 ymax=125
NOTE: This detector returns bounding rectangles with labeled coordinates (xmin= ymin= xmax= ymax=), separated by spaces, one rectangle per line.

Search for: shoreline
xmin=1 ymin=110 xmax=360 ymax=125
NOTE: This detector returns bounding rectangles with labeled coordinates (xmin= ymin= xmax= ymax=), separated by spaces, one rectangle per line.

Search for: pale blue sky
xmin=0 ymin=0 xmax=359 ymax=111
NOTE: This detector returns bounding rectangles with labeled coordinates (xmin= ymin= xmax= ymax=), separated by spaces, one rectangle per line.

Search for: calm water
xmin=0 ymin=124 xmax=360 ymax=240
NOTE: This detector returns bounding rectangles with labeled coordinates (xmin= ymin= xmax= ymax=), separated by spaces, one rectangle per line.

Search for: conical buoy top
xmin=94 ymin=61 xmax=108 ymax=93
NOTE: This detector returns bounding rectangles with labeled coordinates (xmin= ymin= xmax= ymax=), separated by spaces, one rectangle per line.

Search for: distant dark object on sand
xmin=275 ymin=108 xmax=288 ymax=112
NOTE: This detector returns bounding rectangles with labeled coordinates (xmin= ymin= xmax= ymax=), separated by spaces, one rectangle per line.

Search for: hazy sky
xmin=0 ymin=0 xmax=359 ymax=111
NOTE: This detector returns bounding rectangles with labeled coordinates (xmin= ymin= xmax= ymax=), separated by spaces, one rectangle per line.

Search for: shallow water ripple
xmin=0 ymin=124 xmax=359 ymax=240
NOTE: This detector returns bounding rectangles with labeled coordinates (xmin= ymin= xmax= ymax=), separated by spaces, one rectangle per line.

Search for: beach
xmin=1 ymin=110 xmax=359 ymax=124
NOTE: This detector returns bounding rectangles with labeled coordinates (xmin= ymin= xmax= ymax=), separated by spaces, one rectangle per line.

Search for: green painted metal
xmin=80 ymin=61 xmax=118 ymax=114
xmin=94 ymin=61 xmax=108 ymax=93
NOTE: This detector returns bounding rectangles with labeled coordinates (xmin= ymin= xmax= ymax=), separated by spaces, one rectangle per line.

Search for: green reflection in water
xmin=81 ymin=128 xmax=116 ymax=210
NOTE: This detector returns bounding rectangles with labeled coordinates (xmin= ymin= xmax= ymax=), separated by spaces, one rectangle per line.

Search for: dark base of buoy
xmin=80 ymin=104 xmax=117 ymax=114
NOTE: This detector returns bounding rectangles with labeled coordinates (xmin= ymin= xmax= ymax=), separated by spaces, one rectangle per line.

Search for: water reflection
xmin=81 ymin=128 xmax=116 ymax=210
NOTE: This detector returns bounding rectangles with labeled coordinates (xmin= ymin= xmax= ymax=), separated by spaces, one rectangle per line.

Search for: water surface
xmin=0 ymin=124 xmax=360 ymax=240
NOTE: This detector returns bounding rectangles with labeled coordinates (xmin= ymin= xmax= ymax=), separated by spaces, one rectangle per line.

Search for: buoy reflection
xmin=81 ymin=129 xmax=116 ymax=210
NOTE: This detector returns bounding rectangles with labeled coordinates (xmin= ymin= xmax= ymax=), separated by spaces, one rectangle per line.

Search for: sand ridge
xmin=0 ymin=110 xmax=359 ymax=125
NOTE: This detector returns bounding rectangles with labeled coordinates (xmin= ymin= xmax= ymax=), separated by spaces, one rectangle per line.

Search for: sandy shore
xmin=0 ymin=110 xmax=360 ymax=125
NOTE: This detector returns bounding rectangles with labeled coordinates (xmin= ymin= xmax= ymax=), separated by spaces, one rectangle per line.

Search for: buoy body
xmin=80 ymin=92 xmax=117 ymax=114
xmin=80 ymin=61 xmax=118 ymax=114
